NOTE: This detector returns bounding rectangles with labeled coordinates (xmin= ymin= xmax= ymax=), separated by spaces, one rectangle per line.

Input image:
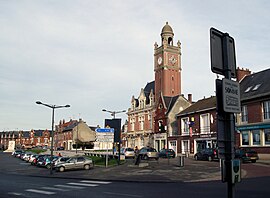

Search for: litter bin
xmin=179 ymin=155 xmax=184 ymax=167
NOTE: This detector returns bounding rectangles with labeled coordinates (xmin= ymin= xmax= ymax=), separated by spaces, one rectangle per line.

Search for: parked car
xmin=120 ymin=147 xmax=135 ymax=158
xmin=53 ymin=157 xmax=71 ymax=168
xmin=15 ymin=151 xmax=25 ymax=158
xmin=139 ymin=147 xmax=159 ymax=160
xmin=45 ymin=156 xmax=59 ymax=169
xmin=55 ymin=156 xmax=93 ymax=172
xmin=32 ymin=154 xmax=50 ymax=166
xmin=235 ymin=148 xmax=259 ymax=163
xmin=159 ymin=149 xmax=176 ymax=158
xmin=21 ymin=152 xmax=34 ymax=161
xmin=57 ymin=146 xmax=64 ymax=151
xmin=28 ymin=154 xmax=39 ymax=163
xmin=194 ymin=148 xmax=219 ymax=161
xmin=12 ymin=150 xmax=23 ymax=156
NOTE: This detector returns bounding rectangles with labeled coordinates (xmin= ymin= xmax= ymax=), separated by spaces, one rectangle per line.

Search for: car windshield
xmin=126 ymin=148 xmax=134 ymax=151
xmin=147 ymin=148 xmax=157 ymax=152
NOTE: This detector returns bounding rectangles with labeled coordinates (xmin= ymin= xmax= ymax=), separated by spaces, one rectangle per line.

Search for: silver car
xmin=55 ymin=156 xmax=93 ymax=172
xmin=139 ymin=147 xmax=159 ymax=160
xmin=120 ymin=147 xmax=135 ymax=158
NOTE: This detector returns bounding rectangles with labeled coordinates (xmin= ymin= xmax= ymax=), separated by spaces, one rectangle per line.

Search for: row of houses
xmin=123 ymin=22 xmax=270 ymax=159
xmin=0 ymin=119 xmax=112 ymax=151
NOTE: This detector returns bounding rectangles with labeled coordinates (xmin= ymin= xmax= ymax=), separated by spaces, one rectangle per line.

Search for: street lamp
xmin=36 ymin=101 xmax=70 ymax=175
xmin=102 ymin=109 xmax=126 ymax=119
xmin=102 ymin=108 xmax=126 ymax=164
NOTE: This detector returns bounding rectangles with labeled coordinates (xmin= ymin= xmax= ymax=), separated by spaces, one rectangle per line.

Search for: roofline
xmin=241 ymin=91 xmax=270 ymax=102
xmin=177 ymin=107 xmax=216 ymax=117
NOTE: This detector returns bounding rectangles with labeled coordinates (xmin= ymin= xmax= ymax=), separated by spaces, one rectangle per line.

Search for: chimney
xmin=236 ymin=67 xmax=251 ymax=82
xmin=188 ymin=94 xmax=192 ymax=103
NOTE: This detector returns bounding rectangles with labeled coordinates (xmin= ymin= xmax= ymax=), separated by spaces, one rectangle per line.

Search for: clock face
xmin=169 ymin=55 xmax=177 ymax=65
xmin=158 ymin=57 xmax=162 ymax=65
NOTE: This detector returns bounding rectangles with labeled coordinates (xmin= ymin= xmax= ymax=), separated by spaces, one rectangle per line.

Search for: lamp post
xmin=36 ymin=101 xmax=70 ymax=175
xmin=102 ymin=109 xmax=126 ymax=164
xmin=102 ymin=109 xmax=126 ymax=119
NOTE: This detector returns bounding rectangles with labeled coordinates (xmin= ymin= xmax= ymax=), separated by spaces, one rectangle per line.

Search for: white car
xmin=120 ymin=147 xmax=135 ymax=158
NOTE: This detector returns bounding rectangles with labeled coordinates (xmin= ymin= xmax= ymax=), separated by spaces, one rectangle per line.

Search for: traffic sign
xmin=95 ymin=128 xmax=114 ymax=133
xmin=222 ymin=78 xmax=240 ymax=113
xmin=210 ymin=28 xmax=236 ymax=78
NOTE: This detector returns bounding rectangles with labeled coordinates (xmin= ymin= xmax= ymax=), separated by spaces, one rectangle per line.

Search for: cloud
xmin=0 ymin=0 xmax=270 ymax=130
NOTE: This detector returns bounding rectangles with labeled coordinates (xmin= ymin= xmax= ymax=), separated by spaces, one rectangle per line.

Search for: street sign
xmin=222 ymin=78 xmax=240 ymax=113
xmin=210 ymin=28 xmax=236 ymax=77
xmin=95 ymin=128 xmax=114 ymax=142
xmin=95 ymin=132 xmax=114 ymax=142
xmin=95 ymin=128 xmax=114 ymax=133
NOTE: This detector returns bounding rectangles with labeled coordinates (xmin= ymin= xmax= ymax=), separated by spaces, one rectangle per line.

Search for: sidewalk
xmin=26 ymin=156 xmax=222 ymax=183
xmin=4 ymin=151 xmax=270 ymax=183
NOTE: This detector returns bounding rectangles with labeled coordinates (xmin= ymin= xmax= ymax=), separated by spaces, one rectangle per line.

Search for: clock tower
xmin=154 ymin=22 xmax=182 ymax=101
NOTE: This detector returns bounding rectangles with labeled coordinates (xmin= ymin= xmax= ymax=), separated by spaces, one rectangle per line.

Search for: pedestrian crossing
xmin=8 ymin=180 xmax=112 ymax=196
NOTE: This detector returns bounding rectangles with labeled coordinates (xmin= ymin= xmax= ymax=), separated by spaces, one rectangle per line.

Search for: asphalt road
xmin=1 ymin=172 xmax=270 ymax=198
xmin=1 ymin=152 xmax=270 ymax=198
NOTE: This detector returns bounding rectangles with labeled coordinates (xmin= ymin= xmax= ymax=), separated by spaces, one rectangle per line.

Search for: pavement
xmin=2 ymin=151 xmax=270 ymax=183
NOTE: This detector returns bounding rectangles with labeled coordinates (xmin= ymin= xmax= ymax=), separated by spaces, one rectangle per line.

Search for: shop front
xmin=154 ymin=133 xmax=167 ymax=151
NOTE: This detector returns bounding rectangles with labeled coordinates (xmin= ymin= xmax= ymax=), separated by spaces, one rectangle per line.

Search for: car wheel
xmin=251 ymin=160 xmax=256 ymax=163
xmin=143 ymin=155 xmax=149 ymax=160
xmin=59 ymin=166 xmax=65 ymax=172
xmin=46 ymin=164 xmax=51 ymax=169
xmin=84 ymin=164 xmax=90 ymax=170
xmin=208 ymin=156 xmax=213 ymax=161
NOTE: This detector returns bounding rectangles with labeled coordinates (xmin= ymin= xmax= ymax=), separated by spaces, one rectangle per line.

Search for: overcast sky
xmin=1 ymin=0 xmax=269 ymax=131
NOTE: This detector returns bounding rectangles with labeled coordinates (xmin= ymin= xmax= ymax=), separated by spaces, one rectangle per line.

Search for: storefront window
xmin=265 ymin=129 xmax=270 ymax=145
xmin=242 ymin=131 xmax=249 ymax=146
xmin=252 ymin=130 xmax=260 ymax=145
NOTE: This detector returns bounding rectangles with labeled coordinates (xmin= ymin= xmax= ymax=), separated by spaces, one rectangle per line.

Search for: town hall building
xmin=124 ymin=22 xmax=191 ymax=152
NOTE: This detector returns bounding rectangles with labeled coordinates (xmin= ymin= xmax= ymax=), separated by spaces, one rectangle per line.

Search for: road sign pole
xmin=211 ymin=28 xmax=238 ymax=198
xmin=223 ymin=33 xmax=236 ymax=198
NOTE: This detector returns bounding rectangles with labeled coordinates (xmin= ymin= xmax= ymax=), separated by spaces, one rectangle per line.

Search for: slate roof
xmin=164 ymin=95 xmax=179 ymax=114
xmin=22 ymin=131 xmax=30 ymax=138
xmin=34 ymin=130 xmax=45 ymax=137
xmin=178 ymin=96 xmax=216 ymax=116
xmin=63 ymin=122 xmax=78 ymax=132
xmin=144 ymin=81 xmax=155 ymax=104
xmin=240 ymin=68 xmax=270 ymax=102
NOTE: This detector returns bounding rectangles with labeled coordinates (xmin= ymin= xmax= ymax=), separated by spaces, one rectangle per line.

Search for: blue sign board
xmin=95 ymin=128 xmax=114 ymax=133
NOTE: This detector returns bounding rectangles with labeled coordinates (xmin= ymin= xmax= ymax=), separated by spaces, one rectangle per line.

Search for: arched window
xmin=168 ymin=37 xmax=173 ymax=45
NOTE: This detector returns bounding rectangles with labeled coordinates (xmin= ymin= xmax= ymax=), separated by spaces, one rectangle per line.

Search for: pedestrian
xmin=58 ymin=152 xmax=62 ymax=157
xmin=134 ymin=146 xmax=140 ymax=165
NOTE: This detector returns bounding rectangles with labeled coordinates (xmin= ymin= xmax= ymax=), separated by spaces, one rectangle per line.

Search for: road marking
xmin=54 ymin=184 xmax=85 ymax=189
xmin=8 ymin=192 xmax=23 ymax=196
xmin=41 ymin=186 xmax=70 ymax=191
xmin=80 ymin=180 xmax=112 ymax=184
xmin=26 ymin=189 xmax=56 ymax=195
xmin=103 ymin=192 xmax=143 ymax=197
xmin=67 ymin=182 xmax=98 ymax=187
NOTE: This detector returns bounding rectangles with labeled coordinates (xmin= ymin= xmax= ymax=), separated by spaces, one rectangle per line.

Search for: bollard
xmin=179 ymin=155 xmax=184 ymax=167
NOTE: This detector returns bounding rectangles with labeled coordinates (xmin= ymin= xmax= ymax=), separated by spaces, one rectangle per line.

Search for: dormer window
xmin=252 ymin=84 xmax=261 ymax=91
xmin=245 ymin=86 xmax=253 ymax=93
